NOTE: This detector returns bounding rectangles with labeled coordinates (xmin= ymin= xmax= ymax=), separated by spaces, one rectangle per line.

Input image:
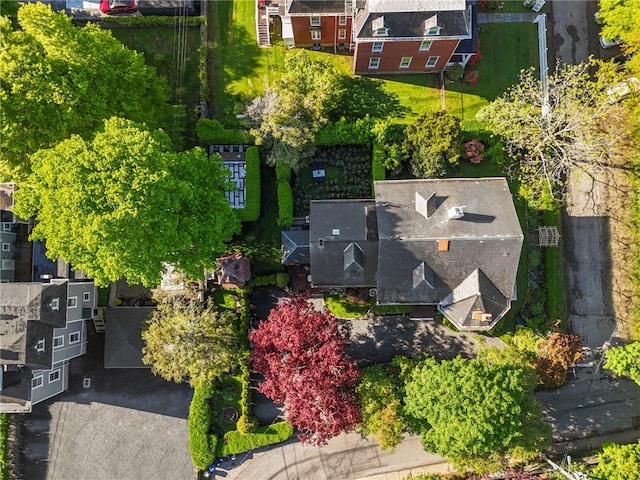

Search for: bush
xmin=315 ymin=116 xmax=374 ymax=146
xmin=99 ymin=15 xmax=204 ymax=26
xmin=268 ymin=274 xmax=277 ymax=285
xmin=196 ymin=118 xmax=252 ymax=145
xmin=464 ymin=139 xmax=485 ymax=164
xmin=217 ymin=422 xmax=294 ymax=456
xmin=277 ymin=182 xmax=294 ymax=227
xmin=371 ymin=141 xmax=386 ymax=193
xmin=371 ymin=304 xmax=413 ymax=315
xmin=236 ymin=146 xmax=261 ymax=222
xmin=275 ymin=273 xmax=290 ymax=288
xmin=188 ymin=385 xmax=218 ymax=470
xmin=1 ymin=414 xmax=10 ymax=480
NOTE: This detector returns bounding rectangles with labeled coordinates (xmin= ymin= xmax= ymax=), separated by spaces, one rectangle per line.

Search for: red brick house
xmin=271 ymin=0 xmax=477 ymax=74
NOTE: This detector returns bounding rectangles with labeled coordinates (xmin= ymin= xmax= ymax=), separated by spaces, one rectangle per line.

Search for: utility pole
xmin=541 ymin=453 xmax=588 ymax=480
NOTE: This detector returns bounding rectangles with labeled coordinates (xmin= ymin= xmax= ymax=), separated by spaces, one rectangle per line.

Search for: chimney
xmin=447 ymin=206 xmax=465 ymax=220
xmin=416 ymin=192 xmax=437 ymax=219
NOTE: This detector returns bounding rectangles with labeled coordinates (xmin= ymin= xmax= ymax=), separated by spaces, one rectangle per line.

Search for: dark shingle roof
xmin=288 ymin=0 xmax=346 ymax=14
xmin=281 ymin=230 xmax=310 ymax=265
xmin=104 ymin=307 xmax=155 ymax=369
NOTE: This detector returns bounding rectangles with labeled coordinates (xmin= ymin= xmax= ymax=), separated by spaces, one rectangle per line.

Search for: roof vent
xmin=332 ymin=228 xmax=340 ymax=236
xmin=438 ymin=240 xmax=449 ymax=252
xmin=447 ymin=206 xmax=465 ymax=220
xmin=318 ymin=238 xmax=325 ymax=247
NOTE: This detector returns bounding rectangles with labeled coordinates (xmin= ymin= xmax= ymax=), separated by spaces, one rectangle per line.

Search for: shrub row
xmin=188 ymin=384 xmax=218 ymax=470
xmin=236 ymin=146 xmax=261 ymax=222
xmin=314 ymin=116 xmax=374 ymax=146
xmin=196 ymin=119 xmax=252 ymax=145
xmin=371 ymin=141 xmax=386 ymax=195
xmin=1 ymin=414 xmax=10 ymax=480
xmin=236 ymin=363 xmax=258 ymax=435
xmin=217 ymin=422 xmax=294 ymax=457
xmin=277 ymin=180 xmax=294 ymax=227
xmin=371 ymin=304 xmax=413 ymax=315
xmin=247 ymin=273 xmax=289 ymax=288
xmin=99 ymin=15 xmax=205 ymax=26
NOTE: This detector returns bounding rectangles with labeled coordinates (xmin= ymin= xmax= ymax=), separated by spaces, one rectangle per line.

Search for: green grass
xmin=324 ymin=294 xmax=371 ymax=318
xmin=211 ymin=375 xmax=244 ymax=435
xmin=108 ymin=26 xmax=201 ymax=147
xmin=0 ymin=414 xmax=9 ymax=480
xmin=211 ymin=288 xmax=239 ymax=310
xmin=217 ymin=421 xmax=294 ymax=456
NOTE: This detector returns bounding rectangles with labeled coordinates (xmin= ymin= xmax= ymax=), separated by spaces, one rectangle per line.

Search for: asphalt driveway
xmin=15 ymin=327 xmax=194 ymax=480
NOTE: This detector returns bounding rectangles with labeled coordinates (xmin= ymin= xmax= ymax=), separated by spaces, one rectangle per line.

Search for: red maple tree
xmin=249 ymin=294 xmax=361 ymax=445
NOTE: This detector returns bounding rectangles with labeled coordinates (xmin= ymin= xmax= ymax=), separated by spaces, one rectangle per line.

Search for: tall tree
xmin=0 ymin=3 xmax=169 ymax=178
xmin=599 ymin=0 xmax=640 ymax=74
xmin=592 ymin=440 xmax=640 ymax=480
xmin=476 ymin=59 xmax=627 ymax=208
xmin=535 ymin=332 xmax=583 ymax=388
xmin=604 ymin=342 xmax=640 ymax=386
xmin=245 ymin=51 xmax=345 ymax=170
xmin=14 ymin=117 xmax=240 ymax=287
xmin=249 ymin=295 xmax=360 ymax=446
xmin=404 ymin=356 xmax=550 ymax=472
xmin=142 ymin=294 xmax=243 ymax=387
xmin=403 ymin=111 xmax=463 ymax=178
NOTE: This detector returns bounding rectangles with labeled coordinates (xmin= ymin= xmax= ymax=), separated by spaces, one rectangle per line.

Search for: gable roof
xmin=104 ymin=307 xmax=155 ymax=369
xmin=215 ymin=253 xmax=251 ymax=288
xmin=309 ymin=199 xmax=378 ymax=287
xmin=281 ymin=230 xmax=310 ymax=265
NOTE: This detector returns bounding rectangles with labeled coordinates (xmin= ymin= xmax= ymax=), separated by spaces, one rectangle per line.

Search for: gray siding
xmin=66 ymin=282 xmax=96 ymax=322
xmin=30 ymin=361 xmax=69 ymax=406
xmin=52 ymin=321 xmax=87 ymax=364
xmin=0 ymin=231 xmax=16 ymax=282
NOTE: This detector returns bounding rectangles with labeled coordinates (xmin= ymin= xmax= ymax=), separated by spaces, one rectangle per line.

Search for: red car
xmin=100 ymin=0 xmax=137 ymax=14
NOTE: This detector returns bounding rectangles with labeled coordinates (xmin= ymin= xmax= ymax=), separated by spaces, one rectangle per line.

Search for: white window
xmin=67 ymin=296 xmax=78 ymax=308
xmin=83 ymin=291 xmax=91 ymax=302
xmin=53 ymin=336 xmax=64 ymax=349
xmin=36 ymin=338 xmax=46 ymax=353
xmin=338 ymin=15 xmax=347 ymax=26
xmin=372 ymin=42 xmax=384 ymax=53
xmin=310 ymin=16 xmax=321 ymax=27
xmin=1 ymin=259 xmax=14 ymax=270
xmin=311 ymin=29 xmax=321 ymax=41
xmin=51 ymin=297 xmax=60 ymax=311
xmin=419 ymin=40 xmax=433 ymax=51
xmin=69 ymin=332 xmax=80 ymax=344
xmin=425 ymin=25 xmax=441 ymax=36
xmin=338 ymin=29 xmax=346 ymax=40
xmin=32 ymin=376 xmax=43 ymax=389
xmin=368 ymin=58 xmax=380 ymax=69
xmin=425 ymin=56 xmax=439 ymax=68
xmin=49 ymin=370 xmax=61 ymax=383
xmin=400 ymin=57 xmax=412 ymax=68
xmin=1 ymin=243 xmax=9 ymax=251
xmin=373 ymin=27 xmax=389 ymax=37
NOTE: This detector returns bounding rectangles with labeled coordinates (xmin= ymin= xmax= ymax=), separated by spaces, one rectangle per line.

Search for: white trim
xmin=371 ymin=41 xmax=384 ymax=53
xmin=36 ymin=338 xmax=46 ymax=353
xmin=424 ymin=26 xmax=441 ymax=36
xmin=32 ymin=375 xmax=44 ymax=389
xmin=51 ymin=297 xmax=60 ymax=311
xmin=368 ymin=57 xmax=380 ymax=69
xmin=425 ymin=56 xmax=440 ymax=68
xmin=69 ymin=332 xmax=80 ymax=344
xmin=49 ymin=369 xmax=61 ymax=383
xmin=419 ymin=40 xmax=433 ymax=51
xmin=338 ymin=29 xmax=346 ymax=40
xmin=53 ymin=335 xmax=64 ymax=349
xmin=338 ymin=15 xmax=347 ymax=26
xmin=311 ymin=29 xmax=321 ymax=41
xmin=400 ymin=56 xmax=413 ymax=69
xmin=310 ymin=16 xmax=321 ymax=27
xmin=373 ymin=27 xmax=389 ymax=37
xmin=83 ymin=291 xmax=91 ymax=302
xmin=67 ymin=296 xmax=78 ymax=308
xmin=1 ymin=243 xmax=10 ymax=251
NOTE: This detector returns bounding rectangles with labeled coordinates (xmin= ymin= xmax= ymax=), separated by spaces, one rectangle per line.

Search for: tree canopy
xmin=0 ymin=3 xmax=169 ymax=178
xmin=402 ymin=111 xmax=463 ymax=178
xmin=403 ymin=356 xmax=551 ymax=471
xmin=477 ymin=59 xmax=627 ymax=208
xmin=249 ymin=294 xmax=360 ymax=446
xmin=14 ymin=117 xmax=240 ymax=287
xmin=604 ymin=341 xmax=640 ymax=386
xmin=142 ymin=294 xmax=244 ymax=387
xmin=592 ymin=440 xmax=640 ymax=480
xmin=599 ymin=0 xmax=640 ymax=73
xmin=245 ymin=51 xmax=345 ymax=170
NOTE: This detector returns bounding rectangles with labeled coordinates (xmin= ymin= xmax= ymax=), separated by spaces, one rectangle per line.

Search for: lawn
xmin=108 ymin=26 xmax=201 ymax=148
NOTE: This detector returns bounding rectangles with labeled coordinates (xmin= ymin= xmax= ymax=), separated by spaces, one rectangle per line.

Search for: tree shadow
xmin=338 ymin=76 xmax=409 ymax=121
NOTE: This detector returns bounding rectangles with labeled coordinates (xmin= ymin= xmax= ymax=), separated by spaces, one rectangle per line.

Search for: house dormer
xmin=424 ymin=15 xmax=441 ymax=36
xmin=372 ymin=16 xmax=388 ymax=37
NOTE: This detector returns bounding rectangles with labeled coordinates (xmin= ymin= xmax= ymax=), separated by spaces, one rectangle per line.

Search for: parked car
xmin=599 ymin=35 xmax=623 ymax=49
xmin=594 ymin=11 xmax=603 ymax=25
xmin=100 ymin=0 xmax=137 ymax=14
xmin=607 ymin=77 xmax=640 ymax=103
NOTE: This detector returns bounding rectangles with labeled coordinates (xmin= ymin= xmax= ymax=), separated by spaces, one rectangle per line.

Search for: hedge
xmin=247 ymin=273 xmax=289 ymax=289
xmin=275 ymin=164 xmax=291 ymax=183
xmin=236 ymin=146 xmax=261 ymax=222
xmin=217 ymin=422 xmax=294 ymax=457
xmin=371 ymin=141 xmax=386 ymax=196
xmin=196 ymin=119 xmax=252 ymax=145
xmin=277 ymin=181 xmax=294 ymax=227
xmin=99 ymin=15 xmax=205 ymax=26
xmin=1 ymin=414 xmax=10 ymax=480
xmin=314 ymin=116 xmax=374 ymax=146
xmin=188 ymin=384 xmax=218 ymax=470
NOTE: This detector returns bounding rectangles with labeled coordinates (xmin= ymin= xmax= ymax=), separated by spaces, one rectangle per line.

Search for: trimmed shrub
xmin=196 ymin=118 xmax=252 ymax=145
xmin=277 ymin=182 xmax=294 ymax=227
xmin=268 ymin=274 xmax=277 ymax=285
xmin=1 ymin=414 xmax=10 ymax=480
xmin=275 ymin=164 xmax=291 ymax=183
xmin=315 ymin=116 xmax=374 ymax=146
xmin=217 ymin=422 xmax=294 ymax=456
xmin=237 ymin=146 xmax=261 ymax=222
xmin=188 ymin=385 xmax=218 ymax=470
xmin=371 ymin=141 xmax=386 ymax=196
xmin=371 ymin=304 xmax=413 ymax=315
xmin=275 ymin=273 xmax=290 ymax=288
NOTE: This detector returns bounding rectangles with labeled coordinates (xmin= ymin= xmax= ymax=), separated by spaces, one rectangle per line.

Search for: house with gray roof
xmin=307 ymin=178 xmax=523 ymax=331
xmin=0 ymin=280 xmax=95 ymax=413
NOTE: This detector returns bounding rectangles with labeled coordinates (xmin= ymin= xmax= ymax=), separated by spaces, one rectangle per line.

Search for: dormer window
xmin=424 ymin=15 xmax=441 ymax=36
xmin=51 ymin=297 xmax=59 ymax=311
xmin=36 ymin=338 xmax=46 ymax=353
xmin=372 ymin=16 xmax=388 ymax=37
xmin=310 ymin=16 xmax=321 ymax=27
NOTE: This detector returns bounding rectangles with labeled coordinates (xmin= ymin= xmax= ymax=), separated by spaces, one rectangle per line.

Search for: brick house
xmin=273 ymin=0 xmax=477 ymax=74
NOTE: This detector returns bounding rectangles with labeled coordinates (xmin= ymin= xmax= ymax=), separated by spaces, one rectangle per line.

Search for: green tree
xmin=477 ymin=59 xmax=627 ymax=208
xmin=142 ymin=294 xmax=243 ymax=387
xmin=592 ymin=440 xmax=640 ymax=480
xmin=14 ymin=117 xmax=240 ymax=287
xmin=404 ymin=356 xmax=550 ymax=472
xmin=0 ymin=3 xmax=169 ymax=178
xmin=604 ymin=342 xmax=640 ymax=386
xmin=356 ymin=364 xmax=406 ymax=453
xmin=599 ymin=0 xmax=640 ymax=74
xmin=403 ymin=112 xmax=463 ymax=178
xmin=245 ymin=51 xmax=346 ymax=170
